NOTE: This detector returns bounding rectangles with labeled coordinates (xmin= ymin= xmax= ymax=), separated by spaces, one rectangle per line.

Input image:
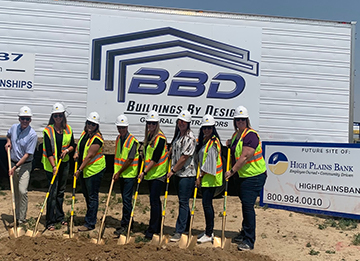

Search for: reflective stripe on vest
xmin=232 ymin=128 xmax=267 ymax=178
xmin=201 ymin=136 xmax=223 ymax=187
xmin=42 ymin=124 xmax=72 ymax=172
xmin=114 ymin=133 xmax=139 ymax=178
xmin=144 ymin=131 xmax=168 ymax=180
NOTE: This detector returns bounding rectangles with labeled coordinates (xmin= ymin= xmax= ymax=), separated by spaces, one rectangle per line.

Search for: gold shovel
xmin=179 ymin=165 xmax=200 ymax=249
xmin=26 ymin=159 xmax=62 ymax=237
xmin=151 ymin=160 xmax=171 ymax=246
xmin=90 ymin=172 xmax=116 ymax=244
xmin=118 ymin=160 xmax=144 ymax=245
xmin=213 ymin=148 xmax=231 ymax=249
xmin=63 ymin=161 xmax=78 ymax=239
xmin=7 ymin=148 xmax=25 ymax=238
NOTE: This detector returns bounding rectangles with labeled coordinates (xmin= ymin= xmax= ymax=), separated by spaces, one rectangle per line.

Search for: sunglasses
xmin=117 ymin=126 xmax=127 ymax=129
xmin=53 ymin=114 xmax=63 ymax=118
xmin=235 ymin=118 xmax=247 ymax=122
xmin=203 ymin=126 xmax=213 ymax=130
xmin=20 ymin=117 xmax=31 ymax=122
xmin=146 ymin=121 xmax=157 ymax=126
xmin=86 ymin=121 xmax=97 ymax=127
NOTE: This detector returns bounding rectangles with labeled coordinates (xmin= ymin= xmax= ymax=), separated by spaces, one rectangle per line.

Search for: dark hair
xmin=171 ymin=119 xmax=190 ymax=145
xmin=83 ymin=121 xmax=102 ymax=136
xmin=196 ymin=125 xmax=222 ymax=153
xmin=47 ymin=112 xmax=67 ymax=129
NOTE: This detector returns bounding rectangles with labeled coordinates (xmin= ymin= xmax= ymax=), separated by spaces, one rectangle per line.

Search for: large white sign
xmin=88 ymin=14 xmax=262 ymax=141
xmin=261 ymin=142 xmax=360 ymax=219
xmin=0 ymin=52 xmax=34 ymax=90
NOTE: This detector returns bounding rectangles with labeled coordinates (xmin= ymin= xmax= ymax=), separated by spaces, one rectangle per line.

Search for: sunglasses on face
xmin=86 ymin=121 xmax=97 ymax=127
xmin=146 ymin=121 xmax=157 ymax=126
xmin=53 ymin=114 xmax=63 ymax=119
xmin=117 ymin=126 xmax=127 ymax=130
xmin=203 ymin=126 xmax=213 ymax=130
xmin=20 ymin=117 xmax=31 ymax=122
xmin=235 ymin=118 xmax=247 ymax=122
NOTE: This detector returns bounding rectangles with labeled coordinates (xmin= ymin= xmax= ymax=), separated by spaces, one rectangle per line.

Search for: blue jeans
xmin=46 ymin=161 xmax=69 ymax=227
xmin=119 ymin=177 xmax=136 ymax=227
xmin=236 ymin=173 xmax=267 ymax=249
xmin=145 ymin=178 xmax=164 ymax=238
xmin=174 ymin=175 xmax=195 ymax=234
xmin=201 ymin=186 xmax=216 ymax=237
xmin=79 ymin=168 xmax=105 ymax=229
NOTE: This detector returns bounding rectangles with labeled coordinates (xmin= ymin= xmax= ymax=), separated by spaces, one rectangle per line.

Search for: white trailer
xmin=0 ymin=0 xmax=356 ymax=150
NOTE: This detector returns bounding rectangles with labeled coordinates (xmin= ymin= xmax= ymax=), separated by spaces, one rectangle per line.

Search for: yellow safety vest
xmin=201 ymin=136 xmax=223 ymax=187
xmin=114 ymin=133 xmax=139 ymax=178
xmin=42 ymin=124 xmax=73 ymax=172
xmin=231 ymin=128 xmax=267 ymax=178
xmin=144 ymin=131 xmax=168 ymax=180
xmin=77 ymin=131 xmax=106 ymax=178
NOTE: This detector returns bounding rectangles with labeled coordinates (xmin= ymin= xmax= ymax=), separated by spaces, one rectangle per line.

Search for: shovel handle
xmin=7 ymin=148 xmax=18 ymax=237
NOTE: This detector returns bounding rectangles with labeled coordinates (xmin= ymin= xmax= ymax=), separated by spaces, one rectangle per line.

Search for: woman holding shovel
xmin=195 ymin=114 xmax=223 ymax=244
xmin=113 ymin=114 xmax=139 ymax=237
xmin=167 ymin=110 xmax=196 ymax=242
xmin=42 ymin=102 xmax=75 ymax=231
xmin=74 ymin=112 xmax=106 ymax=231
xmin=138 ymin=110 xmax=169 ymax=240
xmin=224 ymin=106 xmax=267 ymax=251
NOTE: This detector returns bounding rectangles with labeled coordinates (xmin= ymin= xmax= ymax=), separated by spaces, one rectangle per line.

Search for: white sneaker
xmin=197 ymin=232 xmax=213 ymax=243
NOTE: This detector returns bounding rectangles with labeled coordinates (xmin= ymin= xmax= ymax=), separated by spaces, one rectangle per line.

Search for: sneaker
xmin=170 ymin=233 xmax=181 ymax=242
xmin=78 ymin=225 xmax=93 ymax=232
xmin=233 ymin=232 xmax=244 ymax=243
xmin=237 ymin=242 xmax=252 ymax=251
xmin=197 ymin=232 xmax=213 ymax=243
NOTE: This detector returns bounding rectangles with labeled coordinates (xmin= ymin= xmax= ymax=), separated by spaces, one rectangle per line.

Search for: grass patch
xmin=306 ymin=242 xmax=311 ymax=247
xmin=309 ymin=249 xmax=320 ymax=256
xmin=325 ymin=250 xmax=335 ymax=254
xmin=318 ymin=218 xmax=358 ymax=231
xmin=352 ymin=233 xmax=360 ymax=245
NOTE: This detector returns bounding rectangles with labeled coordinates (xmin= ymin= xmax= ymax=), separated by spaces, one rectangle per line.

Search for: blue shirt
xmin=7 ymin=124 xmax=38 ymax=162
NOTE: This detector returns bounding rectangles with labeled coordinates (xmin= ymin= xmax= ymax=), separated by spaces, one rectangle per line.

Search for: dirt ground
xmin=1 ymin=170 xmax=360 ymax=261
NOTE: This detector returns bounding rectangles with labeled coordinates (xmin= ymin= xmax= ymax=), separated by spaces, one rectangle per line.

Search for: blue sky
xmin=89 ymin=0 xmax=360 ymax=122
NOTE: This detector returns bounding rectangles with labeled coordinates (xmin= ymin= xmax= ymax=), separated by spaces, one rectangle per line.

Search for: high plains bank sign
xmin=261 ymin=142 xmax=360 ymax=219
xmin=87 ymin=14 xmax=261 ymax=139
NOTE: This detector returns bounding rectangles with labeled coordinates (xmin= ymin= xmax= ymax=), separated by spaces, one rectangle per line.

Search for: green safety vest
xmin=114 ymin=133 xmax=139 ymax=178
xmin=201 ymin=136 xmax=223 ymax=187
xmin=42 ymin=124 xmax=73 ymax=172
xmin=77 ymin=131 xmax=106 ymax=178
xmin=231 ymin=128 xmax=267 ymax=178
xmin=144 ymin=131 xmax=168 ymax=180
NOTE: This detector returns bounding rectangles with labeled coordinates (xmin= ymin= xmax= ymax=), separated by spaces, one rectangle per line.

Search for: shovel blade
xmin=222 ymin=238 xmax=231 ymax=250
xmin=25 ymin=229 xmax=41 ymax=237
xmin=8 ymin=228 xmax=16 ymax=239
xmin=178 ymin=234 xmax=188 ymax=249
xmin=118 ymin=234 xmax=134 ymax=245
xmin=90 ymin=238 xmax=105 ymax=245
xmin=213 ymin=236 xmax=222 ymax=248
xmin=159 ymin=235 xmax=169 ymax=247
xmin=151 ymin=234 xmax=160 ymax=245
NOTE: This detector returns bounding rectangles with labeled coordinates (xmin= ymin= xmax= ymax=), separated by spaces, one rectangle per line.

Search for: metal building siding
xmin=0 ymin=0 xmax=91 ymax=135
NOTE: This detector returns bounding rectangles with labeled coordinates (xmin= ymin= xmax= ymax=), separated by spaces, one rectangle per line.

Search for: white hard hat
xmin=51 ymin=102 xmax=66 ymax=114
xmin=18 ymin=106 xmax=33 ymax=117
xmin=146 ymin=110 xmax=159 ymax=122
xmin=115 ymin=114 xmax=129 ymax=126
xmin=201 ymin=114 xmax=215 ymax=127
xmin=87 ymin=111 xmax=100 ymax=125
xmin=177 ymin=110 xmax=191 ymax=123
xmin=234 ymin=106 xmax=249 ymax=118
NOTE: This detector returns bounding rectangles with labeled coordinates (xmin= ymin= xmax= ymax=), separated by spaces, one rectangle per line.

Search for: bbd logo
xmin=91 ymin=27 xmax=259 ymax=102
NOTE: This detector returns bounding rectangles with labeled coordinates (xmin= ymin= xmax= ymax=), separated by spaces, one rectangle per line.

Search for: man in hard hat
xmin=113 ymin=114 xmax=139 ymax=237
xmin=5 ymin=106 xmax=38 ymax=225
